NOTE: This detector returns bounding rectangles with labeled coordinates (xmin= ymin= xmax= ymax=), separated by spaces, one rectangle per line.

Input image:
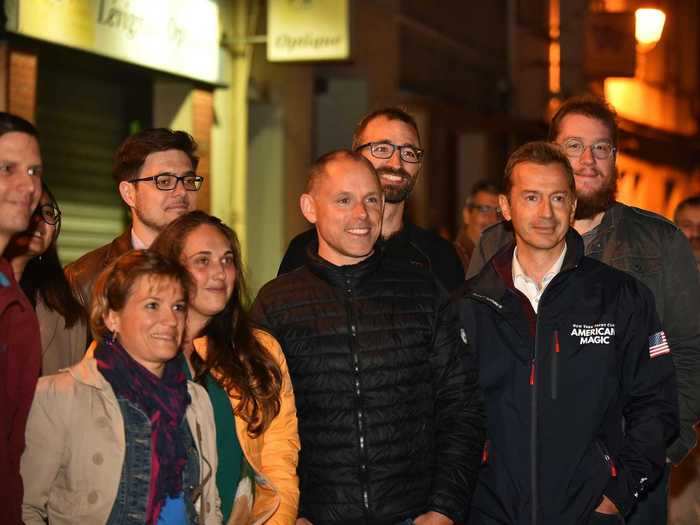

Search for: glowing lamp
xmin=635 ymin=8 xmax=666 ymax=50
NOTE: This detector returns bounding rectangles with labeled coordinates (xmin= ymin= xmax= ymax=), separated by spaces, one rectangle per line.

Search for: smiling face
xmin=104 ymin=274 xmax=187 ymax=377
xmin=181 ymin=223 xmax=236 ymax=323
xmin=0 ymin=132 xmax=43 ymax=245
xmin=500 ymin=161 xmax=576 ymax=257
xmin=555 ymin=113 xmax=617 ymax=219
xmin=10 ymin=191 xmax=58 ymax=258
xmin=301 ymin=155 xmax=383 ymax=266
xmin=119 ymin=149 xmax=198 ymax=241
xmin=356 ymin=116 xmax=422 ymax=203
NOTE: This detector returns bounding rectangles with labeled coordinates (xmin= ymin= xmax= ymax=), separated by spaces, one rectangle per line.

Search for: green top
xmin=184 ymin=362 xmax=242 ymax=523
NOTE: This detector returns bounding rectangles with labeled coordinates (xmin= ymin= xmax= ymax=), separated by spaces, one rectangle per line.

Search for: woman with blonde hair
xmin=21 ymin=250 xmax=221 ymax=524
xmin=151 ymin=211 xmax=299 ymax=525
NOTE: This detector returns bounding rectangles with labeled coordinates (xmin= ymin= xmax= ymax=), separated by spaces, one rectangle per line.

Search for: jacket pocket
xmin=595 ymin=440 xmax=618 ymax=479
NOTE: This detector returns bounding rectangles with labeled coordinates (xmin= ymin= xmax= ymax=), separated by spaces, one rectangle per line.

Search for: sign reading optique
xmin=267 ymin=0 xmax=350 ymax=62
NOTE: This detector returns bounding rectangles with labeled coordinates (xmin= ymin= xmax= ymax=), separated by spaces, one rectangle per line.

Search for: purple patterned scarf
xmin=95 ymin=337 xmax=190 ymax=524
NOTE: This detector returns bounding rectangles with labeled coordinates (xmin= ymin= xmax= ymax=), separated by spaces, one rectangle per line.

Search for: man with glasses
xmin=278 ymin=107 xmax=465 ymax=291
xmin=467 ymin=95 xmax=700 ymax=525
xmin=66 ymin=128 xmax=202 ymax=310
xmin=454 ymin=180 xmax=501 ymax=271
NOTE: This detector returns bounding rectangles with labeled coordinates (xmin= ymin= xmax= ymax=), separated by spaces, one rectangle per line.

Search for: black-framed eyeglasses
xmin=34 ymin=203 xmax=61 ymax=225
xmin=356 ymin=142 xmax=424 ymax=163
xmin=559 ymin=139 xmax=616 ymax=160
xmin=129 ymin=173 xmax=204 ymax=191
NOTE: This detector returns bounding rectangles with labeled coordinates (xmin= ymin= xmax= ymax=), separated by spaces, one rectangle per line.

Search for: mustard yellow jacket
xmin=193 ymin=329 xmax=300 ymax=525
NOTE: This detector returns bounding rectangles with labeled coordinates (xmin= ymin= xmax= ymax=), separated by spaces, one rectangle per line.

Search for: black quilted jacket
xmin=252 ymin=248 xmax=484 ymax=525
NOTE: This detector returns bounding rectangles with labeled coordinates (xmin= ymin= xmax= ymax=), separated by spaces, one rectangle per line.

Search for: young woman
xmin=21 ymin=250 xmax=221 ymax=524
xmin=6 ymin=182 xmax=86 ymax=374
xmin=151 ymin=211 xmax=299 ymax=525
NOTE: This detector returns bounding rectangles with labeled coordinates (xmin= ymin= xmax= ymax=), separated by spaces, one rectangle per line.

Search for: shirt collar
xmin=131 ymin=229 xmax=148 ymax=250
xmin=512 ymin=243 xmax=567 ymax=290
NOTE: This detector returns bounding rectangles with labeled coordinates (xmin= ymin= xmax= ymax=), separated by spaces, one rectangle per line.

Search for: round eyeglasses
xmin=128 ymin=173 xmax=204 ymax=191
xmin=34 ymin=203 xmax=61 ymax=225
xmin=560 ymin=139 xmax=616 ymax=160
xmin=356 ymin=142 xmax=424 ymax=164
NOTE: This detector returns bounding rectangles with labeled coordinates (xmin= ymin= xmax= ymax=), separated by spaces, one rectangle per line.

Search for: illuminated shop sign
xmin=267 ymin=0 xmax=349 ymax=62
xmin=7 ymin=0 xmax=220 ymax=83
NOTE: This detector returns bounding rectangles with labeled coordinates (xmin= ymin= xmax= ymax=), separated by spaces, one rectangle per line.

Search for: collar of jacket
xmin=110 ymin=229 xmax=134 ymax=258
xmin=466 ymin=226 xmax=584 ymax=308
xmin=304 ymin=240 xmax=382 ymax=289
xmin=68 ymin=348 xmax=112 ymax=390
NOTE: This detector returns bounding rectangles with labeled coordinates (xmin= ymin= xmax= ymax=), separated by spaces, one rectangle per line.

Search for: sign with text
xmin=8 ymin=0 xmax=220 ymax=83
xmin=267 ymin=0 xmax=349 ymax=62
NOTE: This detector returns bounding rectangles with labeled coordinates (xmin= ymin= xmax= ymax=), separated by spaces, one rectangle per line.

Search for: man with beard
xmin=65 ymin=128 xmax=202 ymax=310
xmin=467 ymin=95 xmax=700 ymax=525
xmin=253 ymin=150 xmax=484 ymax=525
xmin=674 ymin=195 xmax=700 ymax=270
xmin=277 ymin=107 xmax=465 ymax=291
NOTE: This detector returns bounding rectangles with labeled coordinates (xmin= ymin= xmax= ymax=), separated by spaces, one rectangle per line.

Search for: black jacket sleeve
xmin=661 ymin=229 xmax=700 ymax=464
xmin=427 ymin=297 xmax=485 ymax=522
xmin=604 ymin=281 xmax=679 ymax=516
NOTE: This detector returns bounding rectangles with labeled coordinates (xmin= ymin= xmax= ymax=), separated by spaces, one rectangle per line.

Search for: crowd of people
xmin=0 ymin=94 xmax=698 ymax=525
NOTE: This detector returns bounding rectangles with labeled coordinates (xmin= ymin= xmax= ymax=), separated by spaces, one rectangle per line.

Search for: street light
xmin=635 ymin=8 xmax=666 ymax=51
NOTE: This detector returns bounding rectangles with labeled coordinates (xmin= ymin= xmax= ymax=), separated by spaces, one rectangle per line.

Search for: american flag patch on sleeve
xmin=649 ymin=331 xmax=670 ymax=358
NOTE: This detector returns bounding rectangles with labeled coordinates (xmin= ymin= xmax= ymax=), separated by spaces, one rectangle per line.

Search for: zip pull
xmin=529 ymin=359 xmax=536 ymax=385
xmin=482 ymin=440 xmax=490 ymax=464
xmin=552 ymin=330 xmax=560 ymax=400
xmin=604 ymin=453 xmax=618 ymax=478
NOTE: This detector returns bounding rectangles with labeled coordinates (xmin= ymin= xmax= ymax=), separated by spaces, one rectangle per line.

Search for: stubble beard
xmin=378 ymin=167 xmax=416 ymax=204
xmin=574 ymin=167 xmax=618 ymax=220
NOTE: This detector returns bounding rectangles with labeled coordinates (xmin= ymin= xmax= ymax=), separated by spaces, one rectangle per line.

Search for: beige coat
xmin=21 ymin=354 xmax=223 ymax=525
xmin=36 ymin=298 xmax=87 ymax=376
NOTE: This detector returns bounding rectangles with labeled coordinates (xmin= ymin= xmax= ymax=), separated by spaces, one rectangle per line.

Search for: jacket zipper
xmin=531 ymin=324 xmax=539 ymax=525
xmin=551 ymin=330 xmax=560 ymax=400
xmin=344 ymin=280 xmax=370 ymax=516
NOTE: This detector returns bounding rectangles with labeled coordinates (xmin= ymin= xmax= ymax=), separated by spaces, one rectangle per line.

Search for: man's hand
xmin=594 ymin=495 xmax=620 ymax=515
xmin=413 ymin=511 xmax=454 ymax=525
xmin=296 ymin=519 xmax=313 ymax=525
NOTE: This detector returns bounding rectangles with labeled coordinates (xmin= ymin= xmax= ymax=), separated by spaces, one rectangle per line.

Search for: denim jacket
xmin=20 ymin=354 xmax=222 ymax=525
xmin=105 ymin=398 xmax=202 ymax=525
xmin=467 ymin=202 xmax=700 ymax=463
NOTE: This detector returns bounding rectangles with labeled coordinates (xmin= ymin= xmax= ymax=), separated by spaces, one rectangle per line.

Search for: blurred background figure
xmin=454 ymin=181 xmax=501 ymax=271
xmin=5 ymin=182 xmax=86 ymax=375
xmin=21 ymin=250 xmax=221 ymax=525
xmin=152 ymin=211 xmax=299 ymax=525
xmin=674 ymin=195 xmax=700 ymax=270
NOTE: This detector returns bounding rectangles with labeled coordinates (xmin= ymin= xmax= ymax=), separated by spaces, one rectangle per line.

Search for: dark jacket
xmin=252 ymin=247 xmax=484 ymax=525
xmin=459 ymin=229 xmax=678 ymax=524
xmin=0 ymin=257 xmax=41 ymax=524
xmin=64 ymin=230 xmax=132 ymax=310
xmin=277 ymin=222 xmax=466 ymax=291
xmin=467 ymin=202 xmax=700 ymax=464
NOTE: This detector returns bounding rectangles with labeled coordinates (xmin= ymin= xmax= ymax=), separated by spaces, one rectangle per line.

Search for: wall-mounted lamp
xmin=635 ymin=8 xmax=666 ymax=51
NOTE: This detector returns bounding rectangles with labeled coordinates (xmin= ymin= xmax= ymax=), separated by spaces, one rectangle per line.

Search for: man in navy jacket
xmin=459 ymin=142 xmax=678 ymax=524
